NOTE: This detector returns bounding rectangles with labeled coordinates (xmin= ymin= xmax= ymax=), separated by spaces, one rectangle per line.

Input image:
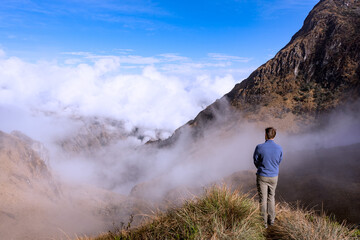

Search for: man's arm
xmin=253 ymin=145 xmax=260 ymax=168
xmin=278 ymin=146 xmax=283 ymax=164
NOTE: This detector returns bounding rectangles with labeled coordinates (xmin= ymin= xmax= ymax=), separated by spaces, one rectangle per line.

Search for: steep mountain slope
xmin=0 ymin=131 xmax=61 ymax=238
xmin=0 ymin=131 xmax=136 ymax=239
xmin=0 ymin=131 xmax=60 ymax=200
xmin=184 ymin=0 xmax=360 ymax=133
xmin=137 ymin=0 xmax=360 ymax=227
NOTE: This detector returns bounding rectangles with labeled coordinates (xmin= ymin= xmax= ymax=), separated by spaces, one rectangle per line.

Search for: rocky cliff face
xmin=186 ymin=0 xmax=360 ymax=133
xmin=57 ymin=116 xmax=168 ymax=155
xmin=57 ymin=117 xmax=128 ymax=155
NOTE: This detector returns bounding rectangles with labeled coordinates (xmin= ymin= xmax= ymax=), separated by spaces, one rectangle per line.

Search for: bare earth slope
xmin=0 ymin=131 xmax=132 ymax=239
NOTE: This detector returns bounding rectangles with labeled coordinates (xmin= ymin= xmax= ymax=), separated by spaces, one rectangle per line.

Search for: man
xmin=253 ymin=127 xmax=283 ymax=228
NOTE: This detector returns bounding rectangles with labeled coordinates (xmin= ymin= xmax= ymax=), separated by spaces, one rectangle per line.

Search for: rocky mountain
xmin=57 ymin=116 xmax=169 ymax=155
xmin=175 ymin=0 xmax=360 ymax=136
xmin=57 ymin=117 xmax=128 ymax=155
xmin=138 ymin=0 xmax=360 ymax=226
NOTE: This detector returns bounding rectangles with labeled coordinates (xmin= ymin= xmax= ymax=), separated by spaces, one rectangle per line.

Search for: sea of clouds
xmin=1 ymin=47 xmax=360 ymax=239
xmin=0 ymin=48 xmax=254 ymax=140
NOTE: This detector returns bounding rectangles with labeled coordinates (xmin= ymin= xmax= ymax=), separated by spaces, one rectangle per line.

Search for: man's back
xmin=253 ymin=140 xmax=283 ymax=177
xmin=254 ymin=127 xmax=283 ymax=228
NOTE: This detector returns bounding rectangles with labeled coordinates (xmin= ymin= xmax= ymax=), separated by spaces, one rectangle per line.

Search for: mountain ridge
xmin=159 ymin=0 xmax=360 ymax=142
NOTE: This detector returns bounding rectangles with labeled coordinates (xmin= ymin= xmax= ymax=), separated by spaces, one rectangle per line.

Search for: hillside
xmin=159 ymin=0 xmax=360 ymax=140
xmin=88 ymin=186 xmax=359 ymax=240
xmin=2 ymin=0 xmax=360 ymax=239
xmin=0 ymin=130 xmax=60 ymax=202
xmin=0 ymin=131 xmax=135 ymax=239
xmin=122 ymin=0 xmax=360 ymax=236
xmin=225 ymin=0 xmax=360 ymax=115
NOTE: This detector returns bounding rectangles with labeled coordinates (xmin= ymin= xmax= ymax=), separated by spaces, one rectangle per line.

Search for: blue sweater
xmin=253 ymin=140 xmax=283 ymax=177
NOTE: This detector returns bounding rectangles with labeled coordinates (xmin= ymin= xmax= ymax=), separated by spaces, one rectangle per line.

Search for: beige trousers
xmin=256 ymin=175 xmax=278 ymax=225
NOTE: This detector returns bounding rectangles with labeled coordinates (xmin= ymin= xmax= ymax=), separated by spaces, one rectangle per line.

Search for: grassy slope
xmin=267 ymin=204 xmax=359 ymax=240
xmin=82 ymin=186 xmax=359 ymax=240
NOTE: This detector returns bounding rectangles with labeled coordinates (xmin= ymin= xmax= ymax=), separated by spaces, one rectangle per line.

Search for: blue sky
xmin=0 ymin=0 xmax=318 ymax=63
xmin=0 ymin=0 xmax=320 ymax=136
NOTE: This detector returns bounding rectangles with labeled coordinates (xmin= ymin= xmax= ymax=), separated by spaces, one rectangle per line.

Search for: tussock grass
xmin=94 ymin=185 xmax=265 ymax=240
xmin=268 ymin=203 xmax=359 ymax=240
xmin=84 ymin=185 xmax=359 ymax=240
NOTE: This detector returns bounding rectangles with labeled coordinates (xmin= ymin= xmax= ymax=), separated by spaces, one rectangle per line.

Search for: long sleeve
xmin=254 ymin=140 xmax=282 ymax=177
xmin=279 ymin=150 xmax=283 ymax=164
xmin=253 ymin=145 xmax=260 ymax=168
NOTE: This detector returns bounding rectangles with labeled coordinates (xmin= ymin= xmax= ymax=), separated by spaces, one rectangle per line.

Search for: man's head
xmin=265 ymin=127 xmax=276 ymax=140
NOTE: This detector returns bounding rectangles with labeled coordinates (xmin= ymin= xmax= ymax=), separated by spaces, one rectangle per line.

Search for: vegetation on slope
xmin=93 ymin=186 xmax=265 ymax=240
xmin=85 ymin=186 xmax=359 ymax=240
xmin=267 ymin=203 xmax=359 ymax=240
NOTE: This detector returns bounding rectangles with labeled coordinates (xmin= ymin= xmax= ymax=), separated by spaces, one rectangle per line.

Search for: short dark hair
xmin=265 ymin=127 xmax=276 ymax=139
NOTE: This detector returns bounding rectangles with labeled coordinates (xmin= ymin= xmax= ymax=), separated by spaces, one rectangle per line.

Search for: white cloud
xmin=62 ymin=51 xmax=160 ymax=65
xmin=0 ymin=48 xmax=6 ymax=58
xmin=64 ymin=58 xmax=82 ymax=65
xmin=0 ymin=49 xmax=253 ymax=134
xmin=157 ymin=53 xmax=190 ymax=62
xmin=208 ymin=53 xmax=251 ymax=62
xmin=116 ymin=55 xmax=160 ymax=65
xmin=61 ymin=51 xmax=93 ymax=57
xmin=115 ymin=48 xmax=134 ymax=54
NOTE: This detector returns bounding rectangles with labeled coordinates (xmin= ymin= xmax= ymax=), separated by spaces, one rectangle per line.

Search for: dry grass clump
xmin=268 ymin=203 xmax=359 ymax=240
xmin=94 ymin=185 xmax=265 ymax=240
xmin=82 ymin=185 xmax=359 ymax=240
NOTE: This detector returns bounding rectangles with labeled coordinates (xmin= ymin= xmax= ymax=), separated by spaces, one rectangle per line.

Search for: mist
xmin=1 ymin=98 xmax=359 ymax=238
xmin=2 ymin=95 xmax=359 ymax=199
xmin=0 ymin=49 xmax=254 ymax=238
xmin=43 ymin=99 xmax=360 ymax=202
xmin=1 ymin=48 xmax=360 ymax=238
